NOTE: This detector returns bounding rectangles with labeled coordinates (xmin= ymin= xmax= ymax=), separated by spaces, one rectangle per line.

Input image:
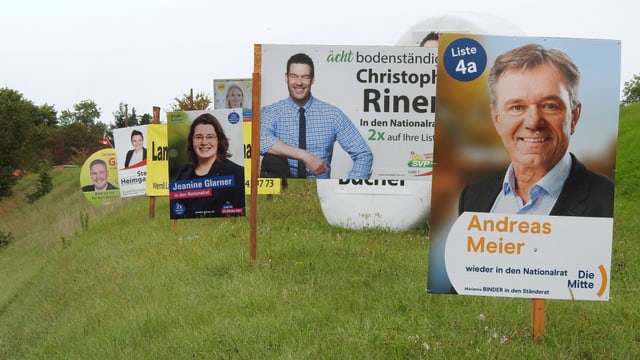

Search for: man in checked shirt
xmin=260 ymin=53 xmax=373 ymax=180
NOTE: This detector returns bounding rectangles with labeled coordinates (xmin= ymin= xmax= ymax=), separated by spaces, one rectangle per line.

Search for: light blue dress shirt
xmin=491 ymin=152 xmax=572 ymax=215
xmin=260 ymin=96 xmax=373 ymax=179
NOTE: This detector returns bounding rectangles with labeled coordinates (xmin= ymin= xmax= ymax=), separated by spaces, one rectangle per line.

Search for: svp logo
xmin=407 ymin=152 xmax=433 ymax=177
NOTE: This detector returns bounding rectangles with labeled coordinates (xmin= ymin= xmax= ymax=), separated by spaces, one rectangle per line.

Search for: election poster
xmin=167 ymin=109 xmax=246 ymax=219
xmin=145 ymin=124 xmax=169 ymax=197
xmin=259 ymin=45 xmax=437 ymax=180
xmin=113 ymin=125 xmax=148 ymax=197
xmin=80 ymin=149 xmax=120 ymax=205
xmin=213 ymin=78 xmax=253 ymax=120
xmin=427 ymin=34 xmax=620 ymax=301
xmin=214 ymin=78 xmax=281 ymax=195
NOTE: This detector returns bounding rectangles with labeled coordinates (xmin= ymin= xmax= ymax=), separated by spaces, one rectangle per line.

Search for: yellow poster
xmin=80 ymin=149 xmax=120 ymax=205
xmin=242 ymin=121 xmax=281 ymax=195
xmin=146 ymin=124 xmax=169 ymax=196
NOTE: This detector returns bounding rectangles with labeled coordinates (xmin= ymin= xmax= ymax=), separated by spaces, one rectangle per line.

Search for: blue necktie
xmin=297 ymin=107 xmax=306 ymax=178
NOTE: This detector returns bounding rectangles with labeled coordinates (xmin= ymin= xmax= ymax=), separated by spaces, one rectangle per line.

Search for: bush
xmin=0 ymin=231 xmax=13 ymax=248
xmin=27 ymin=170 xmax=53 ymax=203
xmin=0 ymin=166 xmax=18 ymax=199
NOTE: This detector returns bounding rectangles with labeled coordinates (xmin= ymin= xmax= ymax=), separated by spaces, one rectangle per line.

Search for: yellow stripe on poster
xmin=243 ymin=120 xmax=281 ymax=195
xmin=146 ymin=124 xmax=169 ymax=196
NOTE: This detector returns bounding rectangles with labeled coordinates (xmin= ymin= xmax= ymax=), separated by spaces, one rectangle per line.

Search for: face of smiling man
xmin=491 ymin=62 xmax=581 ymax=175
xmin=90 ymin=163 xmax=109 ymax=190
xmin=286 ymin=63 xmax=313 ymax=107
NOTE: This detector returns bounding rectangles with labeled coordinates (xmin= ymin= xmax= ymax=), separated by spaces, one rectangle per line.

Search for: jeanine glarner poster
xmin=167 ymin=109 xmax=246 ymax=219
xmin=427 ymin=34 xmax=620 ymax=301
xmin=259 ymin=45 xmax=437 ymax=180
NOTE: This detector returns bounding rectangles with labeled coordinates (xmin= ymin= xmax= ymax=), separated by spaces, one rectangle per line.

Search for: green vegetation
xmin=622 ymin=73 xmax=640 ymax=106
xmin=0 ymin=231 xmax=12 ymax=248
xmin=26 ymin=166 xmax=54 ymax=203
xmin=1 ymin=105 xmax=639 ymax=358
xmin=0 ymin=88 xmax=158 ymax=199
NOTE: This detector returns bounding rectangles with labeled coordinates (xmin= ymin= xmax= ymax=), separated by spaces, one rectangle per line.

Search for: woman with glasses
xmin=171 ymin=113 xmax=245 ymax=218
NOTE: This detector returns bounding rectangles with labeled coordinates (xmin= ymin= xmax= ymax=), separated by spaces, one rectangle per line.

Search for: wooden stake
xmin=532 ymin=298 xmax=545 ymax=340
xmin=249 ymin=44 xmax=262 ymax=261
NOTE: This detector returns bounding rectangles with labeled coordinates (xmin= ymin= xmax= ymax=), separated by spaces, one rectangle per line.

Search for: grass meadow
xmin=1 ymin=103 xmax=639 ymax=359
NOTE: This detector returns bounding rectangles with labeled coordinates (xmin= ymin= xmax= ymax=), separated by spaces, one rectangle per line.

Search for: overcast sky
xmin=2 ymin=0 xmax=636 ymax=125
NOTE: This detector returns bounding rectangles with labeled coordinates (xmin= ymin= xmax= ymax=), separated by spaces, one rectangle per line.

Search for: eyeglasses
xmin=288 ymin=74 xmax=312 ymax=81
xmin=193 ymin=134 xmax=217 ymax=141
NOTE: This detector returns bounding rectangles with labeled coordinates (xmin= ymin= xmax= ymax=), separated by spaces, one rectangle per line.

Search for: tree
xmin=107 ymin=103 xmax=151 ymax=142
xmin=27 ymin=165 xmax=53 ymax=203
xmin=33 ymin=103 xmax=58 ymax=127
xmin=59 ymin=100 xmax=101 ymax=126
xmin=50 ymin=99 xmax=108 ymax=165
xmin=170 ymin=89 xmax=211 ymax=110
xmin=22 ymin=103 xmax=58 ymax=170
xmin=45 ymin=122 xmax=104 ymax=165
xmin=112 ymin=103 xmax=141 ymax=128
xmin=0 ymin=88 xmax=57 ymax=198
xmin=622 ymin=74 xmax=640 ymax=106
xmin=139 ymin=113 xmax=152 ymax=124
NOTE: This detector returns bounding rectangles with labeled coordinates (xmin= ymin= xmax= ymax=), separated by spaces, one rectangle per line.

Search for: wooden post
xmin=249 ymin=44 xmax=262 ymax=261
xmin=532 ymin=298 xmax=545 ymax=340
xmin=124 ymin=104 xmax=129 ymax=127
xmin=149 ymin=106 xmax=161 ymax=218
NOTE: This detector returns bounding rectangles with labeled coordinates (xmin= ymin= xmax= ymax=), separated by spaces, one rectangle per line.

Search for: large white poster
xmin=259 ymin=45 xmax=437 ymax=180
xmin=427 ymin=34 xmax=620 ymax=301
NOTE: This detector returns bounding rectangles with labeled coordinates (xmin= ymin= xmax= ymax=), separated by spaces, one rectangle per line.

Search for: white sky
xmin=2 ymin=0 xmax=636 ymax=125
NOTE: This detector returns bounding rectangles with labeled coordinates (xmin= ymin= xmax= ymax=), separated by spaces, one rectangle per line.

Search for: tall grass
xmin=1 ymin=104 xmax=639 ymax=359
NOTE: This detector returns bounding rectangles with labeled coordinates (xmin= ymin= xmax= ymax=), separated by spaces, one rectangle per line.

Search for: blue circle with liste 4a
xmin=443 ymin=38 xmax=487 ymax=82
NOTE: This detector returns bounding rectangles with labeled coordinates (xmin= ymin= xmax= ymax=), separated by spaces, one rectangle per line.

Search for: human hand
xmin=302 ymin=152 xmax=328 ymax=176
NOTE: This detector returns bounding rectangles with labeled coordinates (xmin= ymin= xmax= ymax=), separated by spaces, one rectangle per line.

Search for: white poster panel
xmin=445 ymin=212 xmax=612 ymax=300
xmin=260 ymin=45 xmax=437 ymax=180
xmin=427 ymin=34 xmax=620 ymax=300
xmin=113 ymin=125 xmax=149 ymax=197
xmin=213 ymin=78 xmax=252 ymax=120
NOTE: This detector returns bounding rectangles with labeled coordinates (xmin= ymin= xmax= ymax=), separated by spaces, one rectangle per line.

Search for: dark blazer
xmin=82 ymin=182 xmax=118 ymax=192
xmin=458 ymin=153 xmax=614 ymax=217
xmin=124 ymin=148 xmax=147 ymax=168
xmin=170 ymin=159 xmax=246 ymax=218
